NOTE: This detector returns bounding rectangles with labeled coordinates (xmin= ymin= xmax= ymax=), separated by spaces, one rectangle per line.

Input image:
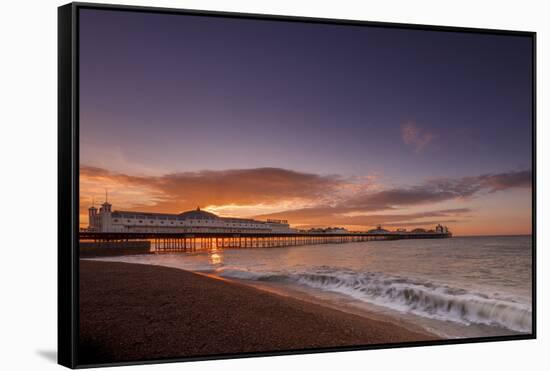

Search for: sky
xmin=79 ymin=8 xmax=533 ymax=235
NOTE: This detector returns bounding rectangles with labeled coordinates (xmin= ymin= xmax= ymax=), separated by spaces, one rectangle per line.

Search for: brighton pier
xmin=80 ymin=201 xmax=452 ymax=254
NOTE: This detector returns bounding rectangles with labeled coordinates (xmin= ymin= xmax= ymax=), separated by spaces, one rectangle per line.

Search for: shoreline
xmin=79 ymin=260 xmax=438 ymax=364
xmin=220 ymin=275 xmax=439 ymax=337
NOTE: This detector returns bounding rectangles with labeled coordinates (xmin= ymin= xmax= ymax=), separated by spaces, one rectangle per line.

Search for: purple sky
xmin=78 ymin=8 xmax=533 ymax=235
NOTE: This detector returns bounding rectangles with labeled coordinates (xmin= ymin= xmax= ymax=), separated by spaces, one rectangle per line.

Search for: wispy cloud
xmin=401 ymin=122 xmax=435 ymax=152
xmin=254 ymin=170 xmax=531 ymax=229
xmin=347 ymin=170 xmax=532 ymax=209
xmin=255 ymin=208 xmax=472 ymax=229
xmin=478 ymin=171 xmax=532 ymax=192
xmin=80 ymin=165 xmax=531 ymax=231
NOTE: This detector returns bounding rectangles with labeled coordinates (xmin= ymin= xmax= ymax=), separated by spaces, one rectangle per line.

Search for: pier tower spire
xmin=101 ymin=189 xmax=112 ymax=213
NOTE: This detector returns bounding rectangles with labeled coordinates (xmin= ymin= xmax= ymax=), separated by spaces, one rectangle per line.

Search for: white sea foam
xmin=216 ymin=267 xmax=532 ymax=333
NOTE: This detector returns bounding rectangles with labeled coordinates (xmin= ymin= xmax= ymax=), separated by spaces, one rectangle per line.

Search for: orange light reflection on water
xmin=209 ymin=246 xmax=223 ymax=266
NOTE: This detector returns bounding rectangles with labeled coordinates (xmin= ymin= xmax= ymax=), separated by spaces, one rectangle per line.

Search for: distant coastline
xmin=452 ymin=234 xmax=533 ymax=238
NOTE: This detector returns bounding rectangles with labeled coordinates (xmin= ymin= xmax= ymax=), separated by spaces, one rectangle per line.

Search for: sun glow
xmin=204 ymin=201 xmax=315 ymax=219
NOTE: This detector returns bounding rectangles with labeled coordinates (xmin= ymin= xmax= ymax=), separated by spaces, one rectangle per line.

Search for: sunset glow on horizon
xmin=79 ymin=165 xmax=532 ymax=236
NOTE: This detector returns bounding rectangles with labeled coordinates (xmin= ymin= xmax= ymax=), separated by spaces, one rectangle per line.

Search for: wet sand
xmin=79 ymin=260 xmax=438 ymax=365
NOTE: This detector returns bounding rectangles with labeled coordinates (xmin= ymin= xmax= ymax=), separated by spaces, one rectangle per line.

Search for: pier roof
xmin=178 ymin=207 xmax=219 ymax=220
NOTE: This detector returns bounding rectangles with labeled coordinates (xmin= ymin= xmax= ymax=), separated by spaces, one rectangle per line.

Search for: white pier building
xmin=87 ymin=201 xmax=295 ymax=234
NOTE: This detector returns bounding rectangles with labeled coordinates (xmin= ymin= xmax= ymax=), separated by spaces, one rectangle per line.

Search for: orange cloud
xmin=255 ymin=208 xmax=472 ymax=230
xmin=79 ymin=165 xmax=532 ymax=234
xmin=79 ymin=166 xmax=349 ymax=224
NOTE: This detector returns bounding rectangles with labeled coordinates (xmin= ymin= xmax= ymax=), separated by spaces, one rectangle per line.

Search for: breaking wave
xmin=216 ymin=267 xmax=532 ymax=333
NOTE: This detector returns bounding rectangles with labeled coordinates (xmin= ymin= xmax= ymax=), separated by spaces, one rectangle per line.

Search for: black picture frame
xmin=58 ymin=2 xmax=537 ymax=368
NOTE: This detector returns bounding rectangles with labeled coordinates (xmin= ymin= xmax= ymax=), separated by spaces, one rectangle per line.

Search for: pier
xmin=79 ymin=230 xmax=452 ymax=254
xmin=81 ymin=202 xmax=451 ymax=254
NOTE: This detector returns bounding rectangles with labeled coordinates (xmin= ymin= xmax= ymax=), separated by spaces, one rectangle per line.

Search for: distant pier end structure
xmin=81 ymin=202 xmax=452 ymax=253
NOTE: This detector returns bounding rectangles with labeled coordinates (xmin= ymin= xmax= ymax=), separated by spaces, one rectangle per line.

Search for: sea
xmin=92 ymin=235 xmax=533 ymax=339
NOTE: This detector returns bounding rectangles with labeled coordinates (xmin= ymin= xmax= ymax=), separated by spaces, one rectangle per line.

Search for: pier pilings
xmin=79 ymin=231 xmax=451 ymax=254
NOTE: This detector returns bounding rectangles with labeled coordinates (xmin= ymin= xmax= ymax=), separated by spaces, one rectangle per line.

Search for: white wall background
xmin=0 ymin=0 xmax=546 ymax=369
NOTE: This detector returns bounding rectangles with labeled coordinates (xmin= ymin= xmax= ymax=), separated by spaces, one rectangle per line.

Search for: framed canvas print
xmin=58 ymin=2 xmax=536 ymax=368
